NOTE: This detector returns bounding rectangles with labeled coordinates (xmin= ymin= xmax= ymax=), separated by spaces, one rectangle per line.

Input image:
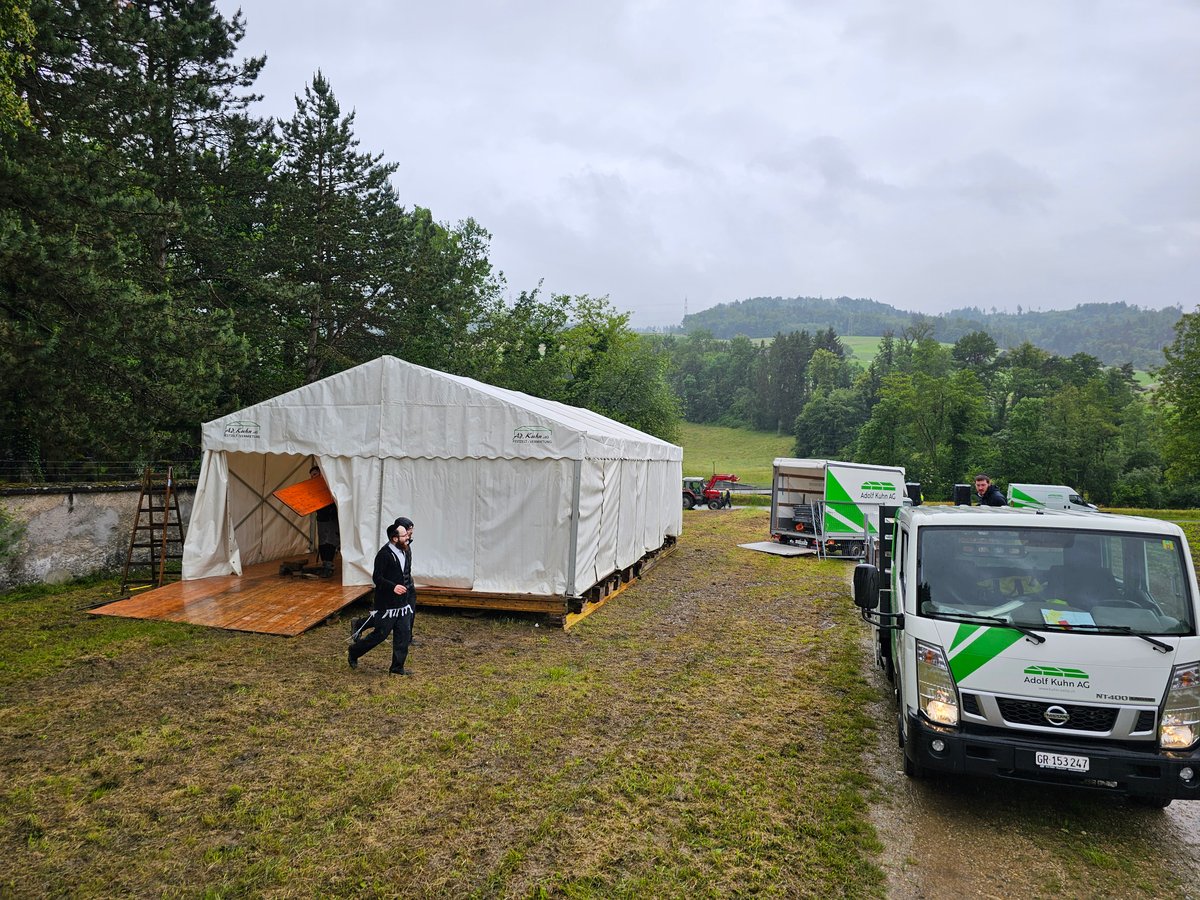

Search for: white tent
xmin=182 ymin=356 xmax=683 ymax=599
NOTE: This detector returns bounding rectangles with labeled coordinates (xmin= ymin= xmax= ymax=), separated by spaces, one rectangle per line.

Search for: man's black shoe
xmin=389 ymin=668 xmax=410 ymax=676
xmin=348 ymin=650 xmax=358 ymax=669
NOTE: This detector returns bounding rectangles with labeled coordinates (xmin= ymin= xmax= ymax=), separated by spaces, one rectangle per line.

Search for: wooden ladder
xmin=120 ymin=466 xmax=187 ymax=595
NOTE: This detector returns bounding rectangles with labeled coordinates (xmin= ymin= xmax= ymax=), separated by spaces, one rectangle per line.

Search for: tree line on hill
xmin=679 ymin=296 xmax=1182 ymax=370
xmin=650 ymin=315 xmax=1200 ymax=508
xmin=0 ymin=0 xmax=677 ymax=473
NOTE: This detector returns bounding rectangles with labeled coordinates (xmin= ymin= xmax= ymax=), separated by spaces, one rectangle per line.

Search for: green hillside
xmin=681 ymin=296 xmax=1180 ymax=370
xmin=680 ymin=422 xmax=793 ymax=485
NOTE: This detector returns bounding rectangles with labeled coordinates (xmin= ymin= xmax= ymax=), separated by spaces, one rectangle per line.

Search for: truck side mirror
xmin=905 ymin=482 xmax=922 ymax=507
xmin=952 ymin=484 xmax=971 ymax=506
xmin=853 ymin=563 xmax=880 ymax=611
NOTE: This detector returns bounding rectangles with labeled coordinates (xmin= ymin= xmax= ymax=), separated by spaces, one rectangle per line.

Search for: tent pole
xmin=566 ymin=459 xmax=582 ymax=596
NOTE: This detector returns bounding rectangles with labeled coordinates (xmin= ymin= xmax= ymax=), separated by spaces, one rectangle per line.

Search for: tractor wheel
xmin=707 ymin=499 xmax=721 ymax=510
xmin=683 ymin=494 xmax=695 ymax=510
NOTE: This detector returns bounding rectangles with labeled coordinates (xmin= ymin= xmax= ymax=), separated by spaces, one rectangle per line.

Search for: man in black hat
xmin=391 ymin=517 xmax=417 ymax=643
xmin=348 ymin=519 xmax=416 ymax=675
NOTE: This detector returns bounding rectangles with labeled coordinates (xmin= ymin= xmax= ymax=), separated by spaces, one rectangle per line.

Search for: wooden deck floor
xmin=91 ymin=559 xmax=371 ymax=636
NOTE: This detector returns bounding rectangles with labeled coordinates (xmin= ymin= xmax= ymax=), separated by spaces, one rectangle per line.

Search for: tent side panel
xmin=182 ymin=450 xmax=242 ymax=579
xmin=615 ymin=460 xmax=644 ymax=571
xmin=573 ymin=460 xmax=605 ymax=596
xmin=593 ymin=459 xmax=621 ymax=586
xmin=665 ymin=458 xmax=683 ymax=537
xmin=473 ymin=458 xmax=572 ymax=595
xmin=644 ymin=459 xmax=679 ymax=549
xmin=325 ymin=455 xmax=382 ymax=587
xmin=383 ymin=457 xmax=476 ymax=590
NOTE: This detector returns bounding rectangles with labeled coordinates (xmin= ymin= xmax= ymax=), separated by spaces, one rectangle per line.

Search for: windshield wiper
xmin=1039 ymin=622 xmax=1174 ymax=653
xmin=926 ymin=611 xmax=1046 ymax=644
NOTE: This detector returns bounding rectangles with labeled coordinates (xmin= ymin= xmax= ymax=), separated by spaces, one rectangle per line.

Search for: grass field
xmin=804 ymin=335 xmax=1156 ymax=385
xmin=839 ymin=336 xmax=882 ymax=363
xmin=5 ymin=504 xmax=1200 ymax=896
xmin=1 ymin=511 xmax=886 ymax=898
xmin=680 ymin=422 xmax=793 ymax=485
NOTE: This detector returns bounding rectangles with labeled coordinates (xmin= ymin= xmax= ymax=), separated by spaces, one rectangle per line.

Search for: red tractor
xmin=683 ymin=474 xmax=739 ymax=510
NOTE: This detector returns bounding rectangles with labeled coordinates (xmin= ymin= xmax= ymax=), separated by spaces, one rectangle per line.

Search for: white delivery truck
xmin=855 ymin=504 xmax=1200 ymax=806
xmin=770 ymin=458 xmax=908 ymax=559
xmin=1009 ymin=483 xmax=1097 ymax=512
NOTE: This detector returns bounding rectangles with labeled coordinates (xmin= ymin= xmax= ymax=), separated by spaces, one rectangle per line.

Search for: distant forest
xmin=678 ymin=297 xmax=1183 ymax=370
xmin=650 ymin=311 xmax=1200 ymax=508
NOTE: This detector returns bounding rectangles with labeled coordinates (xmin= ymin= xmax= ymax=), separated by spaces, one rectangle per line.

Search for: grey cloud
xmin=221 ymin=0 xmax=1200 ymax=327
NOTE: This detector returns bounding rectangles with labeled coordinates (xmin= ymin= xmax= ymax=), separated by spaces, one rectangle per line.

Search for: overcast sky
xmin=216 ymin=0 xmax=1200 ymax=328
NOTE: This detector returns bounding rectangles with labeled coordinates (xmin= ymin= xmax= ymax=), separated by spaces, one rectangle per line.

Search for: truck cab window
xmin=915 ymin=526 xmax=1193 ymax=636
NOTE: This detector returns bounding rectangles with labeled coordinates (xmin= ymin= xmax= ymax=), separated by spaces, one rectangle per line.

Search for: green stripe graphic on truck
xmin=1010 ymin=487 xmax=1043 ymax=509
xmin=824 ymin=471 xmax=873 ymax=535
xmin=945 ymin=626 xmax=1024 ymax=683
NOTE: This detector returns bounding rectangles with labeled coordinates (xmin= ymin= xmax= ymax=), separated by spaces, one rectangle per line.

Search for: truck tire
xmin=903 ymin=750 xmax=925 ymax=780
xmin=896 ymin=691 xmax=924 ymax=779
xmin=877 ymin=631 xmax=894 ymax=683
xmin=1131 ymin=795 xmax=1172 ymax=809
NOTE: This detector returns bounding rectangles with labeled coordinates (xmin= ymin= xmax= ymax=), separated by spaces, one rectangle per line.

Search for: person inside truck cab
xmin=973 ymin=474 xmax=1006 ymax=507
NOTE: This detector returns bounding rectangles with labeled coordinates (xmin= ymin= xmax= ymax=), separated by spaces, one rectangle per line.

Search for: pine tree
xmin=270 ymin=72 xmax=408 ymax=383
xmin=0 ymin=0 xmax=265 ymax=465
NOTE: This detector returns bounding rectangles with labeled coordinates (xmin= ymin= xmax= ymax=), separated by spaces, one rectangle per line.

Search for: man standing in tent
xmin=348 ymin=518 xmax=416 ymax=675
xmin=309 ymin=465 xmax=340 ymax=577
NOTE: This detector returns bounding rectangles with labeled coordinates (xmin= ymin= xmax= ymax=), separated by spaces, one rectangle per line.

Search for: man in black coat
xmin=973 ymin=474 xmax=1007 ymax=507
xmin=309 ymin=465 xmax=340 ymax=577
xmin=348 ymin=519 xmax=416 ymax=674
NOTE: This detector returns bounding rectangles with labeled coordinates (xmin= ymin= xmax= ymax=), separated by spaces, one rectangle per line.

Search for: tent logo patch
xmin=514 ymin=426 xmax=552 ymax=444
xmin=224 ymin=420 xmax=261 ymax=439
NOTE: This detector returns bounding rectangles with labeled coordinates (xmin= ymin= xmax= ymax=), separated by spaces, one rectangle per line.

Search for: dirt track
xmin=862 ymin=627 xmax=1200 ymax=899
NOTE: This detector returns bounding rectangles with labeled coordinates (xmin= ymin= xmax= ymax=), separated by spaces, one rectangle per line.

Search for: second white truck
xmin=1008 ymin=483 xmax=1097 ymax=512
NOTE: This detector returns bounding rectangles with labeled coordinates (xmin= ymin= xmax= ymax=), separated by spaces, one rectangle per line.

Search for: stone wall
xmin=0 ymin=484 xmax=195 ymax=591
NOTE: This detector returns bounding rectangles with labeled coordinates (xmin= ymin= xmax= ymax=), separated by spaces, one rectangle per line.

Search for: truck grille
xmin=996 ymin=698 xmax=1118 ymax=732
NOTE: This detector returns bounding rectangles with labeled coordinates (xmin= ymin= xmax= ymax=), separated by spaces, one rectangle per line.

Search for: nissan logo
xmin=1044 ymin=705 xmax=1070 ymax=726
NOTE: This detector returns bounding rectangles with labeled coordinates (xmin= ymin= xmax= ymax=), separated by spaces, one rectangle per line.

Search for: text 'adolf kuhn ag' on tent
xmin=182 ymin=356 xmax=683 ymax=615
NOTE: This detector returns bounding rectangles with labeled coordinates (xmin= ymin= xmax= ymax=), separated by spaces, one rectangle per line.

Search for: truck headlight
xmin=1160 ymin=663 xmax=1200 ymax=750
xmin=916 ymin=640 xmax=959 ymax=726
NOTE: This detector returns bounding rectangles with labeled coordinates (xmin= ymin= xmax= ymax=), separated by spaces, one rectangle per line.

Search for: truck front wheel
xmin=896 ymin=693 xmax=924 ymax=778
xmin=1131 ymin=795 xmax=1172 ymax=809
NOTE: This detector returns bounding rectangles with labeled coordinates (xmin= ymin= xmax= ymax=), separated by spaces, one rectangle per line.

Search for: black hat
xmin=393 ymin=516 xmax=413 ymax=530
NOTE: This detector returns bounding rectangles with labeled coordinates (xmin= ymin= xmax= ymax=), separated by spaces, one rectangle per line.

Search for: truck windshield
xmin=916 ymin=526 xmax=1194 ymax=636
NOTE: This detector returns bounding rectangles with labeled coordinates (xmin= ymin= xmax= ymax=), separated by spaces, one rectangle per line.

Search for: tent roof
xmin=203 ymin=356 xmax=681 ymax=462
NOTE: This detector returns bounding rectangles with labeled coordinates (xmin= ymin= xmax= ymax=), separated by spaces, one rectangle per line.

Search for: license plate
xmin=1035 ymin=751 xmax=1089 ymax=772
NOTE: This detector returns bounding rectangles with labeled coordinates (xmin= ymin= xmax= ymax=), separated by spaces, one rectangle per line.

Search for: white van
xmin=855 ymin=505 xmax=1200 ymax=807
xmin=1009 ymin=483 xmax=1097 ymax=512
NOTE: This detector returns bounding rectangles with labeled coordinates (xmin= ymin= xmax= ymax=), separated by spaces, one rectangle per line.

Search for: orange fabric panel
xmin=272 ymin=475 xmax=335 ymax=516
